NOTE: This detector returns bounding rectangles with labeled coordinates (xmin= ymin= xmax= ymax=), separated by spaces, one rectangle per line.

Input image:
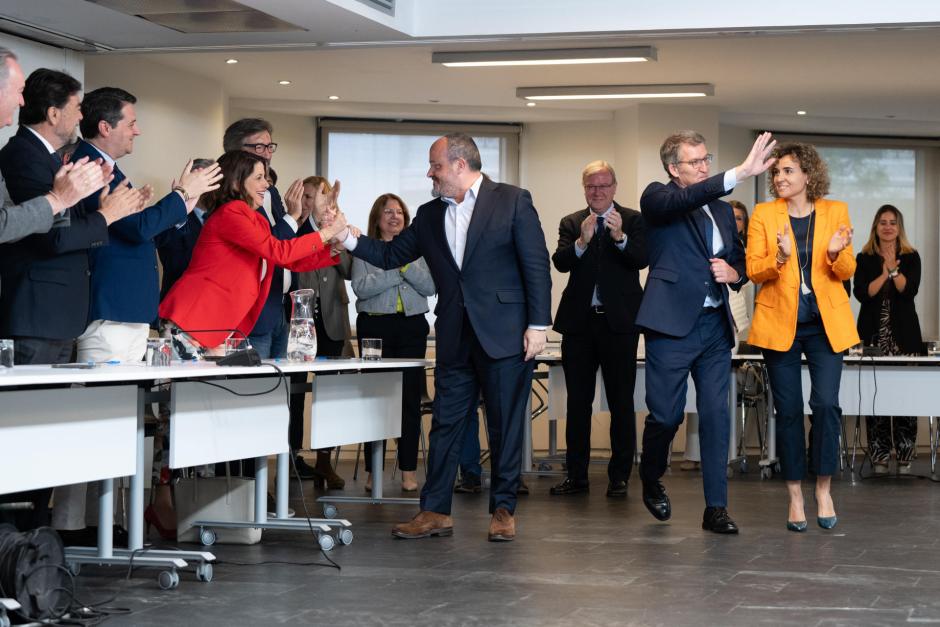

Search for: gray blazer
xmin=351 ymin=256 xmax=436 ymax=316
xmin=297 ymin=251 xmax=354 ymax=356
xmin=0 ymin=173 xmax=54 ymax=294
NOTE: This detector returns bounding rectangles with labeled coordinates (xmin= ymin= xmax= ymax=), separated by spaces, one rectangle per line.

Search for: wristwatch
xmin=172 ymin=185 xmax=192 ymax=202
xmin=888 ymin=267 xmax=899 ymax=279
xmin=613 ymin=233 xmax=626 ymax=244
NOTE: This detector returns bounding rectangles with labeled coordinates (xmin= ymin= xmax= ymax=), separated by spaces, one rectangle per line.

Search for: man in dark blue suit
xmin=637 ymin=131 xmax=775 ymax=534
xmin=0 ymin=71 xmax=141 ymax=370
xmin=342 ymin=133 xmax=552 ymax=541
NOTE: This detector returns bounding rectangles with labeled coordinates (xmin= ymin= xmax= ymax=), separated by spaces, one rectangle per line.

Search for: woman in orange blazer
xmin=746 ymin=142 xmax=858 ymax=533
xmin=159 ymin=150 xmax=348 ymax=356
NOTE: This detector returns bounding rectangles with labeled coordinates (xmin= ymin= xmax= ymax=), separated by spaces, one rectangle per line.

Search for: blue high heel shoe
xmin=787 ymin=520 xmax=808 ymax=532
xmin=817 ymin=515 xmax=838 ymax=529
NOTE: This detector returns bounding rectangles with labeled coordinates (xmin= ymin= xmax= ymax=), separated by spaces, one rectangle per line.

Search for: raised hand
xmin=827 ymin=224 xmax=853 ymax=256
xmin=319 ymin=209 xmax=348 ymax=242
xmin=97 ymin=180 xmax=145 ymax=225
xmin=48 ymin=157 xmax=112 ymax=212
xmin=776 ymin=223 xmax=791 ymax=260
xmin=283 ymin=179 xmax=305 ymax=221
xmin=175 ymin=160 xmax=223 ymax=210
xmin=578 ymin=212 xmax=598 ymax=247
xmin=736 ymin=131 xmax=777 ymax=181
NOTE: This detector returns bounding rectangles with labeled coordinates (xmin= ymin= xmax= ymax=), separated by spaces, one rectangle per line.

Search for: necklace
xmin=788 ymin=203 xmax=815 ymax=295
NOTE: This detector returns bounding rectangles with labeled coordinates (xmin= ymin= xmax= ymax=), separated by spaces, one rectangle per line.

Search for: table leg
xmin=276 ymin=452 xmax=289 ymax=519
xmin=128 ymin=388 xmax=146 ymax=551
xmin=254 ymin=456 xmax=267 ymax=524
xmin=97 ymin=478 xmax=113 ymax=559
xmin=371 ymin=441 xmax=384 ymax=499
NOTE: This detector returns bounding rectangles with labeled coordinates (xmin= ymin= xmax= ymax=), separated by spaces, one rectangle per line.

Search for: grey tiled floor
xmin=73 ymin=460 xmax=940 ymax=626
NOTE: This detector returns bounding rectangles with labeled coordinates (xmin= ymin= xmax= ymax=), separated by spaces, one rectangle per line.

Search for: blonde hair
xmin=581 ymin=160 xmax=617 ymax=184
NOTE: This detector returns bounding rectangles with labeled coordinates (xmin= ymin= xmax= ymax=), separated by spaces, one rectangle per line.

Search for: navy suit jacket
xmin=351 ymin=177 xmax=552 ymax=366
xmin=635 ymin=173 xmax=746 ymax=340
xmin=154 ymin=210 xmax=203 ymax=301
xmin=0 ymin=127 xmax=110 ymax=339
xmin=72 ymin=140 xmax=187 ymax=324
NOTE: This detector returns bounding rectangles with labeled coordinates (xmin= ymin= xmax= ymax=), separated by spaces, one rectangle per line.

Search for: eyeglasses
xmin=243 ymin=142 xmax=278 ymax=154
xmin=584 ymin=183 xmax=615 ymax=192
xmin=675 ymin=154 xmax=714 ymax=169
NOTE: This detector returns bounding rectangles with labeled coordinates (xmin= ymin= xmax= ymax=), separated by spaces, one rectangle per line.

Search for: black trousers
xmin=561 ymin=314 xmax=639 ymax=483
xmin=358 ymin=312 xmax=430 ymax=473
xmin=288 ymin=302 xmax=346 ymax=453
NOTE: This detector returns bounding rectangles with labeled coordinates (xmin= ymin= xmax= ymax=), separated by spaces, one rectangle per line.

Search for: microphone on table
xmin=170 ymin=326 xmax=262 ymax=367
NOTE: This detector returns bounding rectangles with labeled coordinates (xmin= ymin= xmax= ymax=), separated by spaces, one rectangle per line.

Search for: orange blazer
xmin=746 ymin=198 xmax=859 ymax=353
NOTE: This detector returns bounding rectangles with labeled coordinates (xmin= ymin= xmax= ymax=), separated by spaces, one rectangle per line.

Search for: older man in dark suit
xmin=551 ymin=160 xmax=647 ymax=499
xmin=637 ymin=131 xmax=775 ymax=534
xmin=342 ymin=133 xmax=552 ymax=542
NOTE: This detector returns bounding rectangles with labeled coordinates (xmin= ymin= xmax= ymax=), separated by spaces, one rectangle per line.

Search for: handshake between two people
xmin=280 ymin=178 xmax=361 ymax=255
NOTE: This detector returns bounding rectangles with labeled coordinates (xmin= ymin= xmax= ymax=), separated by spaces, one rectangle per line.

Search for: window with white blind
xmin=318 ymin=119 xmax=522 ymax=333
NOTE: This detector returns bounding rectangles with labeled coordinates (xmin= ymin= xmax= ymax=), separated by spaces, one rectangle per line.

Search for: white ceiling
xmin=3 ymin=0 xmax=940 ymax=135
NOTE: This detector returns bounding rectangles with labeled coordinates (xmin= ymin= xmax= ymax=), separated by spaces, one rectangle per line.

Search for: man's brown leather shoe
xmin=391 ymin=511 xmax=453 ymax=539
xmin=487 ymin=507 xmax=515 ymax=542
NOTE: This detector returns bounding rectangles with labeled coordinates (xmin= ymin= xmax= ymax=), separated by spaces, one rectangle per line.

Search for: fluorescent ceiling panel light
xmin=516 ymin=83 xmax=713 ymax=101
xmin=433 ymin=46 xmax=655 ymax=67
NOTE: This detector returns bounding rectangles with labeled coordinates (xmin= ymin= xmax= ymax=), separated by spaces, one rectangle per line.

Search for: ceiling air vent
xmin=354 ymin=0 xmax=394 ymax=16
xmin=85 ymin=0 xmax=305 ymax=34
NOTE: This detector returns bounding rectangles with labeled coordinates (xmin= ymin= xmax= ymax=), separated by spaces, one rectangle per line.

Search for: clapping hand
xmin=578 ymin=212 xmax=597 ymax=247
xmin=776 ymin=223 xmax=791 ymax=260
xmin=175 ymin=160 xmax=223 ymax=211
xmin=827 ymin=225 xmax=853 ymax=257
xmin=49 ymin=157 xmax=113 ymax=212
xmin=283 ymin=179 xmax=305 ymax=221
xmin=97 ymin=180 xmax=145 ymax=225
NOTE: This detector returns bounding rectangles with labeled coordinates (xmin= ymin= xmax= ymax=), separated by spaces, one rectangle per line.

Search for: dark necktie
xmin=699 ymin=208 xmax=723 ymax=304
xmin=594 ymin=214 xmax=605 ymax=305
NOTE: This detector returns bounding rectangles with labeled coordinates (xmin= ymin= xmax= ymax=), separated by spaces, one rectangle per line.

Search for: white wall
xmin=0 ymin=33 xmax=84 ymax=147
xmin=83 ymin=55 xmax=227 ymax=193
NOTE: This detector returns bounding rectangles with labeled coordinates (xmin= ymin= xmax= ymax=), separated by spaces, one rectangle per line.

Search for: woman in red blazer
xmin=159 ymin=150 xmax=347 ymax=355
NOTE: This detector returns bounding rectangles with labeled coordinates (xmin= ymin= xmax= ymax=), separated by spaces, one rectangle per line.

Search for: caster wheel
xmin=199 ymin=528 xmax=217 ymax=547
xmin=760 ymin=466 xmax=773 ymax=480
xmin=158 ymin=569 xmax=180 ymax=590
xmin=337 ymin=528 xmax=354 ymax=546
xmin=196 ymin=563 xmax=214 ymax=583
xmin=318 ymin=534 xmax=336 ymax=551
xmin=726 ymin=466 xmax=734 ymax=479
xmin=773 ymin=462 xmax=781 ymax=474
xmin=67 ymin=562 xmax=81 ymax=577
xmin=322 ymin=504 xmax=338 ymax=519
xmin=740 ymin=459 xmax=749 ymax=474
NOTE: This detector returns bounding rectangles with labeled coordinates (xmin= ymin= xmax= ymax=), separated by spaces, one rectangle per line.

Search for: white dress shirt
xmin=443 ymin=173 xmax=483 ymax=269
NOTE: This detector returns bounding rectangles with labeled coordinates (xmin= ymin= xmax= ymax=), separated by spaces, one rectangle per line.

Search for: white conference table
xmin=532 ymin=353 xmax=940 ymax=478
xmin=0 ymin=357 xmax=426 ymax=588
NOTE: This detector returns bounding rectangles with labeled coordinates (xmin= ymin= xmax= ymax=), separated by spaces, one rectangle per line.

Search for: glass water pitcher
xmin=287 ymin=288 xmax=317 ymax=362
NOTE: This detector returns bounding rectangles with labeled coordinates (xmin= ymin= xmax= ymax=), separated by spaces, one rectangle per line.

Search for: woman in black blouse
xmin=853 ymin=204 xmax=924 ymax=474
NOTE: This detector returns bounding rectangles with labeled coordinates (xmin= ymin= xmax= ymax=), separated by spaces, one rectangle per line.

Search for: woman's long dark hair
xmin=203 ymin=150 xmax=268 ymax=216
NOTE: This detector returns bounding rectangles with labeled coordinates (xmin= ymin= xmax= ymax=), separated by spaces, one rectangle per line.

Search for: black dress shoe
xmin=702 ymin=507 xmax=739 ymax=534
xmin=293 ymin=456 xmax=319 ymax=480
xmin=606 ymin=480 xmax=628 ymax=498
xmin=454 ymin=473 xmax=482 ymax=494
xmin=517 ymin=479 xmax=530 ymax=496
xmin=549 ymin=477 xmax=589 ymax=495
xmin=641 ymin=480 xmax=671 ymax=521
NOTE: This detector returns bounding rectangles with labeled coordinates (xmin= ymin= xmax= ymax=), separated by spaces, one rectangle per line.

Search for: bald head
xmin=0 ymin=51 xmax=25 ymax=128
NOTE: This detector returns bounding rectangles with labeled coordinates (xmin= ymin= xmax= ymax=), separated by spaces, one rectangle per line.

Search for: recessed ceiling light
xmin=796 ymin=110 xmax=807 ymax=115
xmin=433 ymin=46 xmax=656 ymax=67
xmin=328 ymin=95 xmax=340 ymax=100
xmin=278 ymin=80 xmax=291 ymax=85
xmin=226 ymin=58 xmax=238 ymax=64
xmin=517 ymin=83 xmax=713 ymax=101
xmin=526 ymin=102 xmax=537 ymax=107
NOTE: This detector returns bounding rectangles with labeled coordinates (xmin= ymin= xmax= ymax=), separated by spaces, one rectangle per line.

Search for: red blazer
xmin=159 ymin=199 xmax=337 ymax=348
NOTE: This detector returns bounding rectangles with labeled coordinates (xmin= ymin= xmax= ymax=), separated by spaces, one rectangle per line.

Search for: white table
xmin=0 ymin=358 xmax=426 ymax=587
